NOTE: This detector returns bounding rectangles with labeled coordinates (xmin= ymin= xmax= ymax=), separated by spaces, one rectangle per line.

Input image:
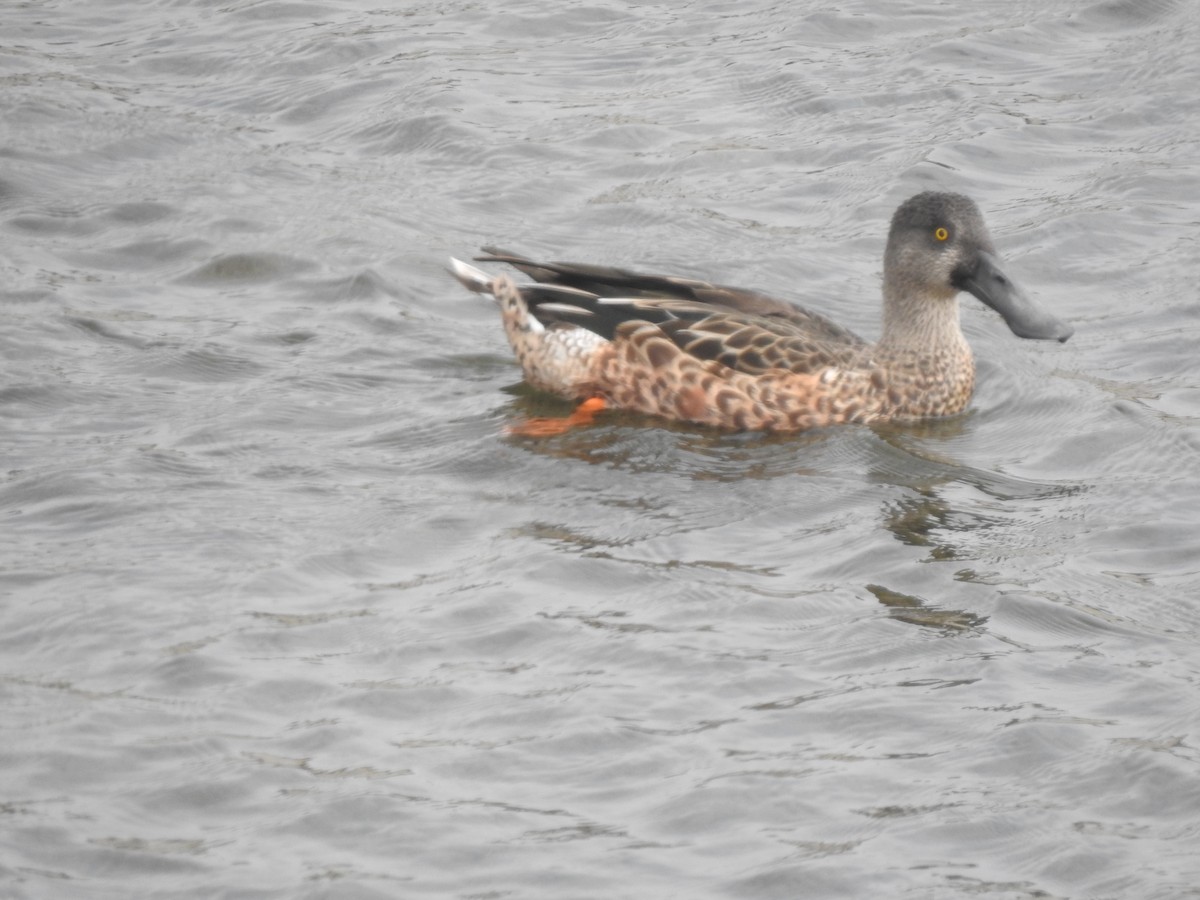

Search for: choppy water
xmin=3 ymin=1 xmax=1200 ymax=898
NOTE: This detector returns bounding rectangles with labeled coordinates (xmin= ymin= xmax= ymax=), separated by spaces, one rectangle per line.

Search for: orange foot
xmin=506 ymin=397 xmax=608 ymax=437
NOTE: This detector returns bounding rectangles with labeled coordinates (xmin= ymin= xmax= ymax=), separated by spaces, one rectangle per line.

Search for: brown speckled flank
xmin=451 ymin=192 xmax=1073 ymax=433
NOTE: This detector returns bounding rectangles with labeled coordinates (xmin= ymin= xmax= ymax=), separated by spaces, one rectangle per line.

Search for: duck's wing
xmin=477 ymin=249 xmax=870 ymax=377
xmin=477 ymin=249 xmax=868 ymax=349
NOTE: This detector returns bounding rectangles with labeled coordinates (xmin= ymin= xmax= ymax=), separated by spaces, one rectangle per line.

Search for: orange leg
xmin=506 ymin=397 xmax=608 ymax=437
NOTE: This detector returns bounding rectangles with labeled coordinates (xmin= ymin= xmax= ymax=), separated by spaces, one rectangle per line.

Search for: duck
xmin=449 ymin=191 xmax=1072 ymax=434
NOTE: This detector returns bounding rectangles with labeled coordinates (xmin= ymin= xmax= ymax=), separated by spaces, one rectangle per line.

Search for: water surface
xmin=2 ymin=1 xmax=1200 ymax=898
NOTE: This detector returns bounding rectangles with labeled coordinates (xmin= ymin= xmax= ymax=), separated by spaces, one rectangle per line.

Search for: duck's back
xmin=477 ymin=249 xmax=869 ymax=354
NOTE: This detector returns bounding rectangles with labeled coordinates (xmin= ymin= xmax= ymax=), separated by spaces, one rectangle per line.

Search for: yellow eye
xmin=935 ymin=227 xmax=949 ymax=241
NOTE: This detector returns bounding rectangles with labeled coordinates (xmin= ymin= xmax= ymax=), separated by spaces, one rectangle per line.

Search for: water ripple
xmin=3 ymin=1 xmax=1199 ymax=898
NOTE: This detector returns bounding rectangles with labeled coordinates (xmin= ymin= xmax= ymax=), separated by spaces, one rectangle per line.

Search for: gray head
xmin=884 ymin=192 xmax=1073 ymax=343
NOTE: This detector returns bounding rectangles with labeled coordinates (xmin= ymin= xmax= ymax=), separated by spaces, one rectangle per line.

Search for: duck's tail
xmin=448 ymin=257 xmax=494 ymax=296
xmin=448 ymin=257 xmax=607 ymax=400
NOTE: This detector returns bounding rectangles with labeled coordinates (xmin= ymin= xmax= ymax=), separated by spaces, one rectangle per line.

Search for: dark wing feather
xmin=478 ymin=247 xmax=868 ymax=349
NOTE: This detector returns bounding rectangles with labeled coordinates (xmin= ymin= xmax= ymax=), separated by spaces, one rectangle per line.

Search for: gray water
xmin=3 ymin=1 xmax=1200 ymax=898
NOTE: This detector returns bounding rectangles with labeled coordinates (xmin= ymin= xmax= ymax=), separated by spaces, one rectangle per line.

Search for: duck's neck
xmin=876 ymin=284 xmax=970 ymax=357
xmin=869 ymin=285 xmax=976 ymax=418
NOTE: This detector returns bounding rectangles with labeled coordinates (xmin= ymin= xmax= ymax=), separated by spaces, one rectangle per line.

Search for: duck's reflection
xmin=867 ymin=580 xmax=987 ymax=633
xmin=498 ymin=391 xmax=1075 ymax=635
xmin=866 ymin=419 xmax=1077 ymax=634
xmin=869 ymin=483 xmax=991 ymax=634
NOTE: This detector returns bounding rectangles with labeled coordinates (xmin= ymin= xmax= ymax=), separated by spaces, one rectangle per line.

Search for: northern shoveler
xmin=450 ymin=191 xmax=1072 ymax=434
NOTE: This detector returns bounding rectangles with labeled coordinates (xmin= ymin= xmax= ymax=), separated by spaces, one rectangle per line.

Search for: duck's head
xmin=884 ymin=192 xmax=1073 ymax=343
